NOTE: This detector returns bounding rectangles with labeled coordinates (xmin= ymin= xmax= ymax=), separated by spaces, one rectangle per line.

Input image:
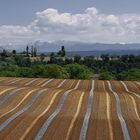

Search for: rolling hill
xmin=0 ymin=77 xmax=140 ymax=140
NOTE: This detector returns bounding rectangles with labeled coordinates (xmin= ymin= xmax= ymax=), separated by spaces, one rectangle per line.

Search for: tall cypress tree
xmin=34 ymin=47 xmax=37 ymax=57
xmin=31 ymin=46 xmax=34 ymax=57
xmin=26 ymin=45 xmax=29 ymax=57
xmin=61 ymin=46 xmax=65 ymax=57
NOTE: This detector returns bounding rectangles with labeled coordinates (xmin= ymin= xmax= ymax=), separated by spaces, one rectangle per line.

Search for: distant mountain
xmin=66 ymin=50 xmax=140 ymax=56
xmin=1 ymin=40 xmax=140 ymax=56
xmin=31 ymin=41 xmax=140 ymax=53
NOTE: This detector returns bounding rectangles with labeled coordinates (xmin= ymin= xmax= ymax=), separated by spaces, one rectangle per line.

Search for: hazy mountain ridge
xmin=33 ymin=41 xmax=140 ymax=55
xmin=1 ymin=41 xmax=140 ymax=55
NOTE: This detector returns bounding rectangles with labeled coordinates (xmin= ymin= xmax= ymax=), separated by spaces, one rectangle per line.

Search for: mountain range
xmin=32 ymin=41 xmax=140 ymax=56
xmin=1 ymin=41 xmax=140 ymax=56
xmin=32 ymin=41 xmax=140 ymax=52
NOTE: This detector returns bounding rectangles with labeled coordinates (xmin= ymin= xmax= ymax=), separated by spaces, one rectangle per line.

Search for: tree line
xmin=0 ymin=46 xmax=140 ymax=80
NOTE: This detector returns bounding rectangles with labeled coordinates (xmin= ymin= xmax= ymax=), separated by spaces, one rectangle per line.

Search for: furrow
xmin=7 ymin=78 xmax=23 ymax=85
xmin=0 ymin=87 xmax=16 ymax=96
xmin=103 ymin=82 xmax=114 ymax=140
xmin=136 ymin=82 xmax=140 ymax=87
xmin=65 ymin=91 xmax=85 ymax=140
xmin=121 ymin=81 xmax=140 ymax=99
xmin=25 ymin=79 xmax=38 ymax=86
xmin=0 ymin=89 xmax=37 ymax=119
xmin=34 ymin=80 xmax=81 ymax=140
xmin=36 ymin=79 xmax=47 ymax=86
xmin=0 ymin=88 xmax=47 ymax=131
xmin=120 ymin=81 xmax=140 ymax=116
xmin=19 ymin=90 xmax=62 ymax=140
xmin=2 ymin=89 xmax=62 ymax=140
xmin=107 ymin=81 xmax=131 ymax=140
xmin=57 ymin=79 xmax=66 ymax=88
xmin=41 ymin=79 xmax=53 ymax=87
xmin=79 ymin=80 xmax=94 ymax=140
xmin=0 ymin=87 xmax=25 ymax=105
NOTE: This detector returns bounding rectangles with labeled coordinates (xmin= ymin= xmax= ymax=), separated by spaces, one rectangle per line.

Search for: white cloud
xmin=0 ymin=25 xmax=35 ymax=44
xmin=85 ymin=7 xmax=98 ymax=15
xmin=0 ymin=6 xmax=140 ymax=46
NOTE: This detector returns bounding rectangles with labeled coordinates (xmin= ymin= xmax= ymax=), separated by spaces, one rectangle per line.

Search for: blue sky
xmin=0 ymin=0 xmax=140 ymax=25
xmin=0 ymin=0 xmax=140 ymax=46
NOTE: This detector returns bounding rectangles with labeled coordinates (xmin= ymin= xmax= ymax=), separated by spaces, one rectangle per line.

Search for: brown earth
xmin=0 ymin=78 xmax=140 ymax=140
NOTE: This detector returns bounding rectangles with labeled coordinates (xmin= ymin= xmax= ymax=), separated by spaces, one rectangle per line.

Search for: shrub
xmin=99 ymin=71 xmax=113 ymax=80
xmin=16 ymin=67 xmax=33 ymax=77
xmin=44 ymin=64 xmax=69 ymax=79
xmin=65 ymin=64 xmax=91 ymax=79
xmin=117 ymin=68 xmax=140 ymax=81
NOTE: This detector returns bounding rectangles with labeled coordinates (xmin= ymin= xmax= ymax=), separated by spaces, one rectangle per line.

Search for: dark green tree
xmin=61 ymin=46 xmax=65 ymax=57
xmin=74 ymin=55 xmax=81 ymax=63
xmin=117 ymin=68 xmax=140 ymax=81
xmin=34 ymin=47 xmax=37 ymax=57
xmin=31 ymin=46 xmax=34 ymax=57
xmin=40 ymin=53 xmax=45 ymax=62
xmin=44 ymin=64 xmax=69 ymax=79
xmin=99 ymin=71 xmax=113 ymax=80
xmin=57 ymin=46 xmax=66 ymax=57
xmin=26 ymin=46 xmax=29 ymax=57
xmin=65 ymin=64 xmax=91 ymax=79
xmin=12 ymin=50 xmax=16 ymax=55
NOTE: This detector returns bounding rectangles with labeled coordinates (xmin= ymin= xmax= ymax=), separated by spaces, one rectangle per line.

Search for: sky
xmin=0 ymin=0 xmax=140 ymax=46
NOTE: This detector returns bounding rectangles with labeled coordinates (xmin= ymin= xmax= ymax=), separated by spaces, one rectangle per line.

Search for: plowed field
xmin=0 ymin=77 xmax=140 ymax=140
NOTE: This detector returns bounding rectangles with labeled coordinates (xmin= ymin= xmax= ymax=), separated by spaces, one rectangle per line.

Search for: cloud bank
xmin=0 ymin=6 xmax=140 ymax=45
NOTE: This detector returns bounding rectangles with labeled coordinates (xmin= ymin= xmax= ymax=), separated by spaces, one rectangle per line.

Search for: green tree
xmin=74 ymin=55 xmax=81 ymax=63
xmin=17 ymin=67 xmax=33 ymax=77
xmin=31 ymin=46 xmax=34 ymax=57
xmin=12 ymin=50 xmax=16 ymax=55
xmin=61 ymin=46 xmax=65 ymax=57
xmin=99 ymin=71 xmax=113 ymax=80
xmin=83 ymin=56 xmax=95 ymax=67
xmin=117 ymin=68 xmax=140 ymax=81
xmin=65 ymin=58 xmax=73 ymax=64
xmin=1 ymin=49 xmax=9 ymax=57
xmin=0 ymin=71 xmax=17 ymax=77
xmin=26 ymin=46 xmax=29 ymax=57
xmin=40 ymin=53 xmax=45 ymax=62
xmin=34 ymin=47 xmax=37 ymax=57
xmin=65 ymin=64 xmax=91 ymax=79
xmin=44 ymin=64 xmax=69 ymax=79
xmin=101 ymin=54 xmax=110 ymax=63
xmin=14 ymin=55 xmax=31 ymax=67
xmin=32 ymin=64 xmax=46 ymax=77
xmin=49 ymin=52 xmax=57 ymax=63
xmin=57 ymin=46 xmax=66 ymax=57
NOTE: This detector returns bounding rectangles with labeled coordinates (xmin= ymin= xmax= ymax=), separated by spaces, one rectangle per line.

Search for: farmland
xmin=0 ymin=77 xmax=140 ymax=140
